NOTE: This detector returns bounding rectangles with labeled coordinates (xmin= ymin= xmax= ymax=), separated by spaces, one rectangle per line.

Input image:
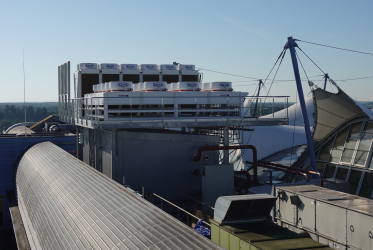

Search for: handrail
xmin=258 ymin=161 xmax=323 ymax=187
xmin=183 ymin=193 xmax=214 ymax=210
xmin=151 ymin=193 xmax=211 ymax=227
xmin=63 ymin=95 xmax=290 ymax=125
xmin=70 ymin=95 xmax=290 ymax=100
xmin=245 ymin=160 xmax=310 ymax=184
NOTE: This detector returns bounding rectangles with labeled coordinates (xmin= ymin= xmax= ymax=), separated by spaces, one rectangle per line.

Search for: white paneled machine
xmin=58 ymin=62 xmax=288 ymax=129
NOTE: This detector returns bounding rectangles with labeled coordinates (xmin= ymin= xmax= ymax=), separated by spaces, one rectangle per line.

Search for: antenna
xmin=23 ymin=50 xmax=26 ymax=137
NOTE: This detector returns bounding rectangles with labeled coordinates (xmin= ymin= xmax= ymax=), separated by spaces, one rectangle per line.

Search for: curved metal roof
xmin=237 ymin=97 xmax=314 ymax=167
xmin=312 ymin=88 xmax=367 ymax=142
xmin=17 ymin=141 xmax=221 ymax=250
xmin=6 ymin=125 xmax=34 ymax=134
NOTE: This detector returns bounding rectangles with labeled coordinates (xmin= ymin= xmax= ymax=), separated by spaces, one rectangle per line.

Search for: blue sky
xmin=1 ymin=0 xmax=372 ymax=102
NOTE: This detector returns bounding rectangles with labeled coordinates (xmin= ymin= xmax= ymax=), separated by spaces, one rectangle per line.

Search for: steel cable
xmin=296 ymin=39 xmax=373 ymax=56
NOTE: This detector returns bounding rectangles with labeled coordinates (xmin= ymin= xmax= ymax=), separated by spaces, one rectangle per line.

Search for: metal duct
xmin=16 ymin=141 xmax=221 ymax=250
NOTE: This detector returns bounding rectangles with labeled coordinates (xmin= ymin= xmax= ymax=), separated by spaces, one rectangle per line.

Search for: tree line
xmin=0 ymin=104 xmax=58 ymax=132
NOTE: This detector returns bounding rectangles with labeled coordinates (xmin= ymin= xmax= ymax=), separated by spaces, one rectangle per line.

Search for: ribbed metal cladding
xmin=17 ymin=141 xmax=221 ymax=250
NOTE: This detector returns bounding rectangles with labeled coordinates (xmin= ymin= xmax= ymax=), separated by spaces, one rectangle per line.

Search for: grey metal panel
xmin=17 ymin=141 xmax=222 ymax=250
xmin=202 ymin=165 xmax=235 ymax=214
xmin=277 ymin=190 xmax=296 ymax=224
xmin=296 ymin=196 xmax=315 ymax=231
xmin=116 ymin=130 xmax=219 ymax=201
xmin=315 ymin=201 xmax=347 ymax=244
xmin=118 ymin=135 xmax=144 ymax=188
xmin=275 ymin=185 xmax=373 ymax=249
xmin=347 ymin=208 xmax=373 ymax=250
xmin=101 ymin=130 xmax=112 ymax=178
xmin=82 ymin=128 xmax=90 ymax=165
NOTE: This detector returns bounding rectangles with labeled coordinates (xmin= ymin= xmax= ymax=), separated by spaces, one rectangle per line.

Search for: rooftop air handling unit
xmin=140 ymin=64 xmax=159 ymax=82
xmin=98 ymin=83 xmax=106 ymax=92
xmin=93 ymin=84 xmax=98 ymax=93
xmin=120 ymin=64 xmax=140 ymax=83
xmin=178 ymin=64 xmax=199 ymax=82
xmin=105 ymin=81 xmax=133 ymax=92
xmin=160 ymin=64 xmax=179 ymax=84
xmin=171 ymin=82 xmax=200 ymax=91
xmin=99 ymin=63 xmax=120 ymax=83
xmin=75 ymin=63 xmax=99 ymax=98
xmin=140 ymin=81 xmax=167 ymax=91
xmin=201 ymin=82 xmax=233 ymax=92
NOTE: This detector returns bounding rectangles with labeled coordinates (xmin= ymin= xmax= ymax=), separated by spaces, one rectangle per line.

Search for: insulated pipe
xmin=258 ymin=161 xmax=323 ymax=187
xmin=193 ymin=145 xmax=258 ymax=184
xmin=234 ymin=171 xmax=251 ymax=194
xmin=245 ymin=160 xmax=309 ymax=183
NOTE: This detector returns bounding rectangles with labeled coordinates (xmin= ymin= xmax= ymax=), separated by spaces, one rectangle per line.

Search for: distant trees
xmin=0 ymin=104 xmax=58 ymax=133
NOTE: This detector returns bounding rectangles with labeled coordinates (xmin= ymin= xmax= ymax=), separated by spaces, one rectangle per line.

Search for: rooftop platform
xmin=60 ymin=92 xmax=289 ymax=129
xmin=73 ymin=117 xmax=288 ymax=129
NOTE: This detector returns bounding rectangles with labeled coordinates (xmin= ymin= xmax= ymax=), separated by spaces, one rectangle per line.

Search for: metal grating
xmin=17 ymin=141 xmax=222 ymax=250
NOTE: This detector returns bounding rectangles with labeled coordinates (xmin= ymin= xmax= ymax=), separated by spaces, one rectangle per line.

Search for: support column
xmin=323 ymin=73 xmax=329 ymax=90
xmin=112 ymin=129 xmax=118 ymax=182
xmin=223 ymin=127 xmax=229 ymax=164
xmin=287 ymin=36 xmax=318 ymax=172
xmin=253 ymin=80 xmax=263 ymax=117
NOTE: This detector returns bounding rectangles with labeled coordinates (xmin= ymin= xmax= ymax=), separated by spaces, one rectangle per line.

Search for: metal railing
xmin=59 ymin=95 xmax=290 ymax=125
xmin=183 ymin=193 xmax=214 ymax=216
xmin=149 ymin=193 xmax=211 ymax=228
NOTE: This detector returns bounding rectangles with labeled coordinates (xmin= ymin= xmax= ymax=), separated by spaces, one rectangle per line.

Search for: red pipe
xmin=245 ymin=160 xmax=309 ymax=182
xmin=234 ymin=171 xmax=251 ymax=194
xmin=258 ymin=161 xmax=323 ymax=187
xmin=193 ymin=145 xmax=258 ymax=184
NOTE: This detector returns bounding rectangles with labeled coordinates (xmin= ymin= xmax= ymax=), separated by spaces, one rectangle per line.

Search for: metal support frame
xmin=223 ymin=127 xmax=229 ymax=164
xmin=287 ymin=36 xmax=318 ymax=172
xmin=323 ymin=73 xmax=329 ymax=91
xmin=253 ymin=80 xmax=263 ymax=117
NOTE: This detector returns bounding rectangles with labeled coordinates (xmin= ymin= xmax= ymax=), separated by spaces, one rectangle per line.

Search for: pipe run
xmin=193 ymin=145 xmax=258 ymax=184
xmin=245 ymin=160 xmax=310 ymax=184
xmin=259 ymin=161 xmax=323 ymax=187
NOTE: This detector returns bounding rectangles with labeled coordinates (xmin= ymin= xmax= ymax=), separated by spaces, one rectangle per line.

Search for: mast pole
xmin=287 ymin=36 xmax=318 ymax=172
xmin=252 ymin=79 xmax=263 ymax=117
xmin=323 ymin=73 xmax=329 ymax=90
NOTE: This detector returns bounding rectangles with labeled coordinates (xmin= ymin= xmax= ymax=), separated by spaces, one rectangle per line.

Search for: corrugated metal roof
xmin=16 ymin=141 xmax=222 ymax=250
